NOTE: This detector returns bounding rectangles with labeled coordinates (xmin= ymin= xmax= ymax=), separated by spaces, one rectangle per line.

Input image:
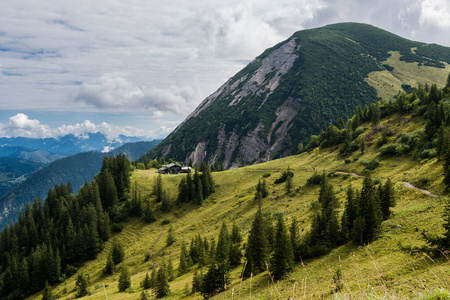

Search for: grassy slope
xmin=366 ymin=51 xmax=450 ymax=100
xmin=28 ymin=115 xmax=450 ymax=300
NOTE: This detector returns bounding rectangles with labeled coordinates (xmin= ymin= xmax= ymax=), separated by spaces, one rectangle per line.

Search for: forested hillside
xmin=0 ymin=140 xmax=160 ymax=229
xmin=141 ymin=23 xmax=450 ymax=169
xmin=9 ymin=74 xmax=450 ymax=299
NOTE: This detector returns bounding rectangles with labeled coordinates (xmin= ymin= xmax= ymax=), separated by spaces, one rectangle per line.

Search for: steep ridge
xmin=141 ymin=23 xmax=450 ymax=168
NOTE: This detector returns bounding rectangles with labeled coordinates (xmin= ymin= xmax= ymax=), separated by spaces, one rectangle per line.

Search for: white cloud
xmin=1 ymin=0 xmax=450 ymax=139
xmin=74 ymin=72 xmax=203 ymax=115
xmin=420 ymin=0 xmax=450 ymax=29
xmin=0 ymin=113 xmax=169 ymax=140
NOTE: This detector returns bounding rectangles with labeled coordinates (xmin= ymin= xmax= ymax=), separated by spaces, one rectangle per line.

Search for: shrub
xmin=420 ymin=148 xmax=437 ymax=159
xmin=360 ymin=159 xmax=381 ymax=171
xmin=274 ymin=168 xmax=294 ymax=184
xmin=307 ymin=172 xmax=323 ymax=185
xmin=415 ymin=176 xmax=430 ymax=189
xmin=262 ymin=173 xmax=271 ymax=178
xmin=161 ymin=219 xmax=170 ymax=225
xmin=111 ymin=222 xmax=123 ymax=233
xmin=344 ymin=159 xmax=351 ymax=164
xmin=379 ymin=143 xmax=410 ymax=156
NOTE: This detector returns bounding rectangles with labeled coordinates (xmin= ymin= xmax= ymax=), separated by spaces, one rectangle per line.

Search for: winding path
xmin=335 ymin=171 xmax=439 ymax=198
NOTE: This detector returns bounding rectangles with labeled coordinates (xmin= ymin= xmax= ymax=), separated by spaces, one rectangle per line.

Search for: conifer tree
xmin=243 ymin=208 xmax=270 ymax=277
xmin=178 ymin=241 xmax=189 ymax=276
xmin=229 ymin=222 xmax=242 ymax=267
xmin=42 ymin=281 xmax=53 ymax=300
xmin=214 ymin=222 xmax=230 ymax=290
xmin=289 ymin=217 xmax=300 ymax=262
xmin=143 ymin=201 xmax=156 ymax=223
xmin=380 ymin=179 xmax=395 ymax=220
xmin=141 ymin=273 xmax=152 ymax=289
xmin=165 ymin=225 xmax=175 ymax=247
xmin=104 ymin=252 xmax=115 ymax=275
xmin=154 ymin=174 xmax=164 ymax=203
xmin=167 ymin=255 xmax=175 ymax=282
xmin=270 ymin=214 xmax=294 ymax=280
xmin=118 ymin=266 xmax=131 ymax=292
xmin=111 ymin=240 xmax=125 ymax=265
xmin=286 ymin=174 xmax=293 ymax=194
xmin=150 ymin=268 xmax=157 ymax=288
xmin=154 ymin=265 xmax=170 ymax=298
xmin=75 ymin=272 xmax=88 ymax=298
xmin=191 ymin=270 xmax=202 ymax=294
xmin=341 ymin=185 xmax=357 ymax=241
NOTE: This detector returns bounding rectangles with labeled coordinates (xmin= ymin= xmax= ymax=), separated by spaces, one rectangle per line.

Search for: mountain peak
xmin=141 ymin=23 xmax=450 ymax=168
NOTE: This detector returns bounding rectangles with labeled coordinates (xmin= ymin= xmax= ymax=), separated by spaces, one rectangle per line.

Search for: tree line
xmin=0 ymin=154 xmax=131 ymax=299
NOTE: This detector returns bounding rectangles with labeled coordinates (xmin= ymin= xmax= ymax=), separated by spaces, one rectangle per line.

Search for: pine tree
xmin=341 ymin=186 xmax=357 ymax=241
xmin=166 ymin=225 xmax=175 ymax=246
xmin=191 ymin=270 xmax=202 ymax=294
xmin=178 ymin=241 xmax=189 ymax=276
xmin=380 ymin=179 xmax=395 ymax=220
xmin=104 ymin=252 xmax=115 ymax=275
xmin=118 ymin=266 xmax=131 ymax=292
xmin=229 ymin=222 xmax=242 ymax=267
xmin=289 ymin=217 xmax=300 ymax=262
xmin=143 ymin=201 xmax=156 ymax=223
xmin=214 ymin=222 xmax=230 ymax=291
xmin=167 ymin=255 xmax=175 ymax=282
xmin=150 ymin=267 xmax=157 ymax=288
xmin=75 ymin=272 xmax=88 ymax=298
xmin=111 ymin=240 xmax=125 ymax=265
xmin=141 ymin=273 xmax=152 ymax=289
xmin=270 ymin=215 xmax=294 ymax=280
xmin=286 ymin=174 xmax=293 ymax=194
xmin=154 ymin=265 xmax=170 ymax=298
xmin=154 ymin=174 xmax=163 ymax=203
xmin=243 ymin=208 xmax=270 ymax=277
xmin=42 ymin=281 xmax=53 ymax=300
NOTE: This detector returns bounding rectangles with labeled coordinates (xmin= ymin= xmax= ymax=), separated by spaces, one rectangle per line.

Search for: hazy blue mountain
xmin=0 ymin=140 xmax=160 ymax=228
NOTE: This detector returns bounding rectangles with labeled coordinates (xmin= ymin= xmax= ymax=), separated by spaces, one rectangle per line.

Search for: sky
xmin=1 ymin=0 xmax=450 ymax=141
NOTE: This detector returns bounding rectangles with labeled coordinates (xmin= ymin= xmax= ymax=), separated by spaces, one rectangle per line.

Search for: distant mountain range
xmin=0 ymin=132 xmax=148 ymax=200
xmin=141 ymin=22 xmax=450 ymax=168
xmin=0 ymin=132 xmax=142 ymax=157
xmin=0 ymin=140 xmax=161 ymax=228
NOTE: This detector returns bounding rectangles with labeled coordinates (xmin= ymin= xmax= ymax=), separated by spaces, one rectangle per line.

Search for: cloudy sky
xmin=0 ymin=0 xmax=449 ymax=140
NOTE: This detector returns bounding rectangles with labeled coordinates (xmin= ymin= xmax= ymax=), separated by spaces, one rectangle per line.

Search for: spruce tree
xmin=214 ymin=222 xmax=230 ymax=291
xmin=341 ymin=185 xmax=357 ymax=241
xmin=118 ymin=266 xmax=131 ymax=292
xmin=143 ymin=201 xmax=156 ymax=223
xmin=154 ymin=265 xmax=170 ymax=298
xmin=141 ymin=273 xmax=152 ymax=289
xmin=270 ymin=214 xmax=294 ymax=280
xmin=380 ymin=179 xmax=395 ymax=220
xmin=243 ymin=208 xmax=270 ymax=277
xmin=167 ymin=256 xmax=175 ymax=282
xmin=75 ymin=272 xmax=88 ymax=298
xmin=154 ymin=174 xmax=163 ymax=203
xmin=111 ymin=240 xmax=125 ymax=265
xmin=289 ymin=217 xmax=300 ymax=262
xmin=178 ymin=241 xmax=189 ymax=276
xmin=229 ymin=222 xmax=242 ymax=267
xmin=42 ymin=281 xmax=52 ymax=300
xmin=104 ymin=252 xmax=115 ymax=274
xmin=166 ymin=225 xmax=175 ymax=246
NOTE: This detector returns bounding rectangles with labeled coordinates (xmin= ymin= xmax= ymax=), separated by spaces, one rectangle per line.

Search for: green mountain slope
xmin=28 ymin=83 xmax=450 ymax=299
xmin=0 ymin=140 xmax=160 ymax=228
xmin=141 ymin=22 xmax=450 ymax=169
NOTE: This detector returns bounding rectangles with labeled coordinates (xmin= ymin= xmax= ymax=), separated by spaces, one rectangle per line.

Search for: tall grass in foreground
xmin=221 ymin=247 xmax=450 ymax=300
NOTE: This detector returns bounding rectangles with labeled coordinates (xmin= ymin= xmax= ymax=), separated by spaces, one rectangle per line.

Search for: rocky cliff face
xmin=141 ymin=22 xmax=450 ymax=168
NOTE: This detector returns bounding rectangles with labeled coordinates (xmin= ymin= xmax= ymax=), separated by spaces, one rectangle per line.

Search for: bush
xmin=274 ymin=168 xmax=294 ymax=184
xmin=360 ymin=159 xmax=381 ymax=171
xmin=420 ymin=148 xmax=437 ymax=159
xmin=307 ymin=172 xmax=323 ymax=185
xmin=344 ymin=159 xmax=351 ymax=164
xmin=161 ymin=219 xmax=170 ymax=225
xmin=415 ymin=176 xmax=430 ymax=189
xmin=111 ymin=222 xmax=124 ymax=232
xmin=262 ymin=173 xmax=271 ymax=178
xmin=380 ymin=143 xmax=410 ymax=156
